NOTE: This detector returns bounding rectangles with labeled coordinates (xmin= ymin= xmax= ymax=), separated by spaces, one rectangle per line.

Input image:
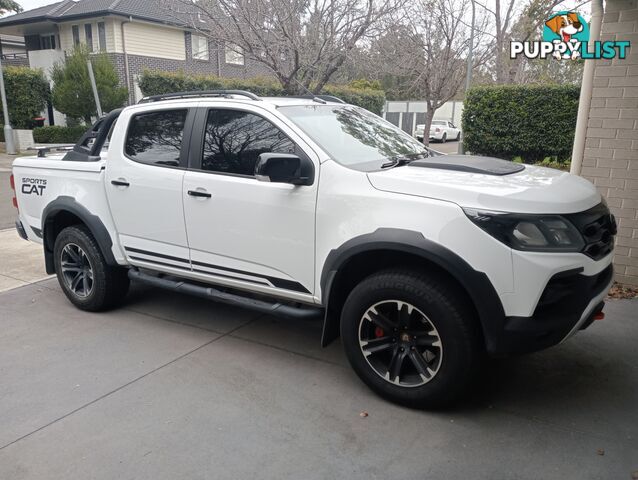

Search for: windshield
xmin=278 ymin=105 xmax=429 ymax=170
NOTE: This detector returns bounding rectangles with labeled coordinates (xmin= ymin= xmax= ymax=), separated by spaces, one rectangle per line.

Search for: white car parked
xmin=414 ymin=120 xmax=461 ymax=143
xmin=11 ymin=91 xmax=615 ymax=408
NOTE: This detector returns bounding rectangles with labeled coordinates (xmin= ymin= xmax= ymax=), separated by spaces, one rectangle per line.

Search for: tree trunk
xmin=421 ymin=108 xmax=435 ymax=147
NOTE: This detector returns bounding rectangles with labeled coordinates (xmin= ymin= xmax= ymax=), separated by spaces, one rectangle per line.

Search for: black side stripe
xmin=128 ymin=256 xmax=191 ymax=272
xmin=129 ymin=255 xmax=271 ymax=287
xmin=125 ymin=247 xmax=310 ymax=294
xmin=192 ymin=268 xmax=270 ymax=286
xmin=125 ymin=246 xmax=189 ymax=264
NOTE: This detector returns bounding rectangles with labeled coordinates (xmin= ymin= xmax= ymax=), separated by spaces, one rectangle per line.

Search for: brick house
xmin=0 ymin=0 xmax=271 ymax=121
xmin=574 ymin=0 xmax=638 ymax=286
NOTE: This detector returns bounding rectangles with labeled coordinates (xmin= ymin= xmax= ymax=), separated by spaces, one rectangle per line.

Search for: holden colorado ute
xmin=10 ymin=91 xmax=616 ymax=408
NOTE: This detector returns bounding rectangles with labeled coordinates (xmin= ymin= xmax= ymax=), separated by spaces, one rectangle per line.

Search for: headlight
xmin=463 ymin=208 xmax=585 ymax=252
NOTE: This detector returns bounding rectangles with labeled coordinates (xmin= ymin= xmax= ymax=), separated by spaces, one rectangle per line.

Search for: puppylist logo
xmin=510 ymin=11 xmax=630 ymax=61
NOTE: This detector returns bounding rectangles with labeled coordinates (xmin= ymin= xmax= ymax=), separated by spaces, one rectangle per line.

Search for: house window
xmin=72 ymin=25 xmax=80 ymax=46
xmin=98 ymin=22 xmax=106 ymax=51
xmin=40 ymin=34 xmax=56 ymax=50
xmin=85 ymin=24 xmax=93 ymax=51
xmin=191 ymin=34 xmax=209 ymax=60
xmin=225 ymin=44 xmax=244 ymax=65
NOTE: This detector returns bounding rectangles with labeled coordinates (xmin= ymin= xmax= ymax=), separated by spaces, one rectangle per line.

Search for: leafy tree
xmin=51 ymin=46 xmax=128 ymax=123
xmin=0 ymin=0 xmax=22 ymax=14
xmin=0 ymin=66 xmax=50 ymax=128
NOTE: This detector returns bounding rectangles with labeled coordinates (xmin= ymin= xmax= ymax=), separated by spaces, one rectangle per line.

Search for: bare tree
xmin=478 ymin=0 xmax=588 ymax=84
xmin=371 ymin=0 xmax=489 ymax=145
xmin=168 ymin=0 xmax=404 ymax=94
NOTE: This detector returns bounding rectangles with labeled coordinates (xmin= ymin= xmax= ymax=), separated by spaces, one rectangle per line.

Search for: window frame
xmin=224 ymin=43 xmax=244 ymax=65
xmin=84 ymin=23 xmax=93 ymax=51
xmin=71 ymin=25 xmax=80 ymax=46
xmin=39 ymin=34 xmax=55 ymax=50
xmin=191 ymin=34 xmax=209 ymax=61
xmin=97 ymin=21 xmax=106 ymax=52
xmin=123 ymin=107 xmax=195 ymax=170
xmin=188 ymin=106 xmax=313 ymax=182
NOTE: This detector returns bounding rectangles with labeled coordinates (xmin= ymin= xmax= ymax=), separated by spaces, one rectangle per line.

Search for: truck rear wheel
xmin=53 ymin=225 xmax=129 ymax=311
xmin=340 ymin=269 xmax=481 ymax=408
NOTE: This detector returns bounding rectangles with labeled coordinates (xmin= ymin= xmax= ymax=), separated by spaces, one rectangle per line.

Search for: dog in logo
xmin=545 ymin=12 xmax=583 ymax=59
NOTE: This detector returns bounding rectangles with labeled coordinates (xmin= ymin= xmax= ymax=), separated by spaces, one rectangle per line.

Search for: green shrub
xmin=462 ymin=84 xmax=580 ymax=163
xmin=52 ymin=45 xmax=128 ymax=123
xmin=0 ymin=66 xmax=50 ymax=129
xmin=33 ymin=125 xmax=87 ymax=144
xmin=138 ymin=70 xmax=386 ymax=115
xmin=535 ymin=157 xmax=571 ymax=171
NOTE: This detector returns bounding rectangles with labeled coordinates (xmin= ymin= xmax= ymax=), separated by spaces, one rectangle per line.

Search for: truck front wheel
xmin=340 ymin=269 xmax=481 ymax=408
xmin=53 ymin=225 xmax=129 ymax=311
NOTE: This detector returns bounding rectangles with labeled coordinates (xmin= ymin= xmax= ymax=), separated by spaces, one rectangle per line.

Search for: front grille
xmin=565 ymin=203 xmax=617 ymax=261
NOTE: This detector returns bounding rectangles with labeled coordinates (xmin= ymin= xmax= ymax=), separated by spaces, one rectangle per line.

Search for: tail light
xmin=435 ymin=128 xmax=441 ymax=133
xmin=10 ymin=174 xmax=18 ymax=211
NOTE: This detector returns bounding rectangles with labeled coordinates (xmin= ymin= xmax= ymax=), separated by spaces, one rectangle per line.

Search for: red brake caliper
xmin=374 ymin=327 xmax=385 ymax=338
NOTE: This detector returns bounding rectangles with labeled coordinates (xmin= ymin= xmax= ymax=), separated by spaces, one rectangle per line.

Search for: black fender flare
xmin=319 ymin=228 xmax=506 ymax=352
xmin=42 ymin=196 xmax=117 ymax=274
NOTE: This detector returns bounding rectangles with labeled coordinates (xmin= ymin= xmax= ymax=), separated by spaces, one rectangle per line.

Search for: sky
xmin=6 ymin=0 xmax=593 ymax=20
xmin=12 ymin=0 xmax=592 ymax=15
xmin=15 ymin=0 xmax=56 ymax=11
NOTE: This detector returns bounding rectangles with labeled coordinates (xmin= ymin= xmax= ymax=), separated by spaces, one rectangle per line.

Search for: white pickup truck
xmin=10 ymin=91 xmax=616 ymax=408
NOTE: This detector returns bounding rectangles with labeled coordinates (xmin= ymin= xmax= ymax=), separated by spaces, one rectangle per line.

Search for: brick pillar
xmin=581 ymin=0 xmax=638 ymax=286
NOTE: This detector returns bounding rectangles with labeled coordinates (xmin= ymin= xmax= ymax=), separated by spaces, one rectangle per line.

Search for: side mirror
xmin=255 ymin=153 xmax=313 ymax=186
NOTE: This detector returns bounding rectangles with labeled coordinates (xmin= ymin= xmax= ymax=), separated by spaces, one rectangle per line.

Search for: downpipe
xmin=571 ymin=0 xmax=605 ymax=175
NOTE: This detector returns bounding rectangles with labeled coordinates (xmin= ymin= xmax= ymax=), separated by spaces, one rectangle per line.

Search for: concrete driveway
xmin=0 ymin=276 xmax=636 ymax=479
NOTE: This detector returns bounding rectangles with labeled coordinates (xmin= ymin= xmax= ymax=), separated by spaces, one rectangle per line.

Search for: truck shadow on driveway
xmin=122 ymin=283 xmax=637 ymax=424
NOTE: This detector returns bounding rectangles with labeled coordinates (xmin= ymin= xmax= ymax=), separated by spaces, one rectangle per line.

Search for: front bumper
xmin=488 ymin=264 xmax=613 ymax=355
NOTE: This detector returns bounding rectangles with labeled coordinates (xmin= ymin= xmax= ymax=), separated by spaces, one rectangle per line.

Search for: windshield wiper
xmin=380 ymin=153 xmax=428 ymax=169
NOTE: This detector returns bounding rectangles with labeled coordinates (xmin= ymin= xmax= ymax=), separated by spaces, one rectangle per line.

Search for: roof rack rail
xmin=315 ymin=95 xmax=346 ymax=104
xmin=291 ymin=94 xmax=346 ymax=104
xmin=138 ymin=90 xmax=262 ymax=103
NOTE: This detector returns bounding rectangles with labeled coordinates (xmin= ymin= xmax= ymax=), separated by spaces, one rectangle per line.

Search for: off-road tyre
xmin=340 ymin=269 xmax=481 ymax=409
xmin=54 ymin=225 xmax=129 ymax=311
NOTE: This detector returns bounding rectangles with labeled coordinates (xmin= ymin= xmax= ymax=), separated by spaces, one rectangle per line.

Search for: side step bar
xmin=128 ymin=269 xmax=323 ymax=320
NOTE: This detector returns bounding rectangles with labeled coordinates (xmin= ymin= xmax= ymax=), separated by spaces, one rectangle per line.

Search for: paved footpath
xmin=0 ymin=152 xmax=53 ymax=291
xmin=0 ymin=228 xmax=51 ymax=292
xmin=1 ymin=152 xmax=19 ymax=229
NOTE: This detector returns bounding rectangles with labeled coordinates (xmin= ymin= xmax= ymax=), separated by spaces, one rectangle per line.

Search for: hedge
xmin=461 ymin=84 xmax=580 ymax=163
xmin=33 ymin=126 xmax=87 ymax=144
xmin=138 ymin=70 xmax=386 ymax=115
xmin=0 ymin=66 xmax=50 ymax=129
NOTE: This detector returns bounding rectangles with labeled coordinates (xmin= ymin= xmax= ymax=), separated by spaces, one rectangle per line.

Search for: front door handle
xmin=111 ymin=179 xmax=130 ymax=187
xmin=188 ymin=189 xmax=212 ymax=198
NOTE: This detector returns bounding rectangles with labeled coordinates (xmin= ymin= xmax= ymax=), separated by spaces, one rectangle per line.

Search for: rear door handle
xmin=188 ymin=189 xmax=212 ymax=198
xmin=111 ymin=179 xmax=130 ymax=187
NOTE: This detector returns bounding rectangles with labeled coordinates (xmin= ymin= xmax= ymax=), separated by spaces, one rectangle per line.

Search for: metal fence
xmin=382 ymin=100 xmax=463 ymax=135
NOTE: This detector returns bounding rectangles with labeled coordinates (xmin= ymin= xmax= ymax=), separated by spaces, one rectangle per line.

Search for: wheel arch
xmin=42 ymin=196 xmax=117 ymax=274
xmin=319 ymin=228 xmax=506 ymax=351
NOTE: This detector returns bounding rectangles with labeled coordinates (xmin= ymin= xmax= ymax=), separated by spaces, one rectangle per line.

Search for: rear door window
xmin=125 ymin=109 xmax=188 ymax=167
